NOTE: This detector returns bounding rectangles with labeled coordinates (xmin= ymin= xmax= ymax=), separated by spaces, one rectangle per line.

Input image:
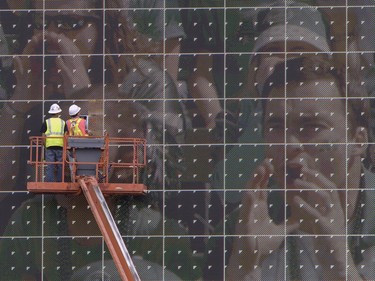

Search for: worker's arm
xmin=40 ymin=121 xmax=47 ymax=147
xmin=78 ymin=119 xmax=89 ymax=136
xmin=42 ymin=133 xmax=46 ymax=147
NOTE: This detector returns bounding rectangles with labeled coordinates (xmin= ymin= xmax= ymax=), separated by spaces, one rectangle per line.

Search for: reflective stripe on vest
xmin=45 ymin=118 xmax=65 ymax=147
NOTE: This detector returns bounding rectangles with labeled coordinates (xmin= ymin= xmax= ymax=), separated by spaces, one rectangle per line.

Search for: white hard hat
xmin=69 ymin=104 xmax=81 ymax=116
xmin=48 ymin=103 xmax=62 ymax=114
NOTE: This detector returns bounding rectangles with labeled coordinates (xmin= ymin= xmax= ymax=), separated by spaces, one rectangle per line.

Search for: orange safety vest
xmin=66 ymin=117 xmax=88 ymax=136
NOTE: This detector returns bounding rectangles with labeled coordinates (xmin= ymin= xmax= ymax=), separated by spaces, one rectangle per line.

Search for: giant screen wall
xmin=0 ymin=0 xmax=374 ymax=280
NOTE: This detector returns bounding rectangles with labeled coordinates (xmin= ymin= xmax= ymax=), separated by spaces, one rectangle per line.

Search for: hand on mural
xmin=227 ymin=159 xmax=299 ymax=279
xmin=44 ymin=31 xmax=91 ymax=97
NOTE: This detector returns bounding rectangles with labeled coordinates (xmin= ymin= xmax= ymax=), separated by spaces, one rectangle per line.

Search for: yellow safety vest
xmin=45 ymin=117 xmax=65 ymax=147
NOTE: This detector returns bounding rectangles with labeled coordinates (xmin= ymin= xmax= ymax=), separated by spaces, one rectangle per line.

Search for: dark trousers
xmin=45 ymin=148 xmax=63 ymax=182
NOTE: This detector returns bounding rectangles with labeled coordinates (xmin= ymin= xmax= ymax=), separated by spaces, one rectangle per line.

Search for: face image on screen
xmin=0 ymin=1 xmax=374 ymax=280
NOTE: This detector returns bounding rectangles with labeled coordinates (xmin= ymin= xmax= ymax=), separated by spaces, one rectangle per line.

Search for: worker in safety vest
xmin=66 ymin=104 xmax=89 ymax=181
xmin=40 ymin=103 xmax=68 ymax=182
xmin=66 ymin=104 xmax=89 ymax=136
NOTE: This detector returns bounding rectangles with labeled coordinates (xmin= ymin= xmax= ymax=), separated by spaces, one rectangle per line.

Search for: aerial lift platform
xmin=27 ymin=135 xmax=147 ymax=281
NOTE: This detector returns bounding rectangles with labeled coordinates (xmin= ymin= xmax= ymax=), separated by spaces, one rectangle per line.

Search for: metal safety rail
xmin=27 ymin=135 xmax=147 ymax=195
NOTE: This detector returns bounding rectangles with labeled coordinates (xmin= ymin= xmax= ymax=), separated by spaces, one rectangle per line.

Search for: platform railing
xmin=27 ymin=135 xmax=147 ymax=195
